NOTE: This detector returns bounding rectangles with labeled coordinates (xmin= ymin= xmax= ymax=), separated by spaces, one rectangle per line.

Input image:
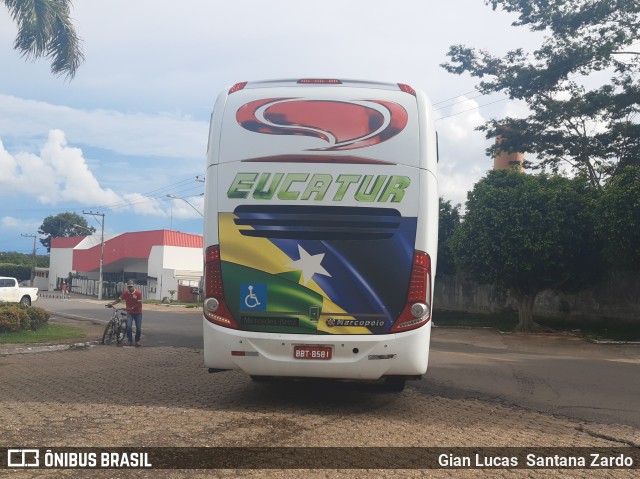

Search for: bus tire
xmin=383 ymin=377 xmax=406 ymax=392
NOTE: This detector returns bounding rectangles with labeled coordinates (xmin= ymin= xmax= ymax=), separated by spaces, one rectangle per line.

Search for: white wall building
xmin=49 ymin=230 xmax=203 ymax=301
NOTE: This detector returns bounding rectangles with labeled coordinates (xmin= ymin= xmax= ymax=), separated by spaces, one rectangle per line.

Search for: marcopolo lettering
xmin=228 ymin=172 xmax=411 ymax=203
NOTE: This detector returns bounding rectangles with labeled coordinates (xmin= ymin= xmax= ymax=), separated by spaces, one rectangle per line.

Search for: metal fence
xmin=70 ymin=278 xmax=149 ymax=300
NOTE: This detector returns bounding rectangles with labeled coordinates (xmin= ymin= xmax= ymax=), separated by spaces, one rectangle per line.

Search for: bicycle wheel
xmin=102 ymin=321 xmax=116 ymax=345
xmin=116 ymin=324 xmax=126 ymax=345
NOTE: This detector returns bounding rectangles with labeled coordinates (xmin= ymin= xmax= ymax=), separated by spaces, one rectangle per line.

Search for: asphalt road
xmin=38 ymin=297 xmax=640 ymax=429
xmin=422 ymin=329 xmax=640 ymax=429
xmin=39 ymin=297 xmax=203 ymax=349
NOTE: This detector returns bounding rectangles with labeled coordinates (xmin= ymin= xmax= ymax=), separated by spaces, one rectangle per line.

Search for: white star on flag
xmin=287 ymin=245 xmax=332 ymax=285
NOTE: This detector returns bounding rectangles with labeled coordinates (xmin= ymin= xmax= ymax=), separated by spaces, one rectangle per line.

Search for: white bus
xmin=203 ymin=79 xmax=438 ymax=390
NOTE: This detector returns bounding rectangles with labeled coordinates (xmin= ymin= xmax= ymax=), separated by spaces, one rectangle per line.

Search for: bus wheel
xmin=383 ymin=377 xmax=406 ymax=392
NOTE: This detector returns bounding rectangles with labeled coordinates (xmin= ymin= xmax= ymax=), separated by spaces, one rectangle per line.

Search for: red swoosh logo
xmin=236 ymin=99 xmax=407 ymax=151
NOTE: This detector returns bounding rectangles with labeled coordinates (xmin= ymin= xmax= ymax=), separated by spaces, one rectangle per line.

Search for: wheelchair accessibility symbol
xmin=240 ymin=283 xmax=267 ymax=311
xmin=245 ymin=286 xmax=261 ymax=308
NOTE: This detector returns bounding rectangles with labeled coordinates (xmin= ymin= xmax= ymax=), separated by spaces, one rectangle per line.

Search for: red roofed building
xmin=49 ymin=230 xmax=203 ymax=301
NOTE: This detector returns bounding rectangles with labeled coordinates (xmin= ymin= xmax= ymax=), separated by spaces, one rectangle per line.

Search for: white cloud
xmin=0 ymin=131 xmax=121 ymax=205
xmin=436 ymin=96 xmax=494 ymax=206
xmin=0 ymin=130 xmax=206 ymax=228
xmin=0 ymin=131 xmax=203 ymax=220
xmin=1 ymin=216 xmax=40 ymax=232
xmin=0 ymin=95 xmax=208 ymax=159
xmin=120 ymin=193 xmax=168 ymax=218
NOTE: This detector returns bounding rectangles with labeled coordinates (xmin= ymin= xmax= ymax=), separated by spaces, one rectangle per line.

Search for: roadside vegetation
xmin=145 ymin=300 xmax=200 ymax=309
xmin=0 ymin=323 xmax=86 ymax=345
xmin=438 ymin=1 xmax=639 ymax=333
xmin=0 ymin=303 xmax=50 ymax=333
xmin=434 ymin=310 xmax=640 ymax=342
xmin=0 ymin=303 xmax=86 ymax=345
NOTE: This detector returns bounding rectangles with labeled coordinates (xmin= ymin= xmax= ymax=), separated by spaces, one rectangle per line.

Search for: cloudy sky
xmin=0 ymin=0 xmax=539 ymax=254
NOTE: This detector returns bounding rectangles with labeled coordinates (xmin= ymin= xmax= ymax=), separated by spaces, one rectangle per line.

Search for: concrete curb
xmin=0 ymin=341 xmax=100 ymax=356
xmin=0 ymin=310 xmax=105 ymax=356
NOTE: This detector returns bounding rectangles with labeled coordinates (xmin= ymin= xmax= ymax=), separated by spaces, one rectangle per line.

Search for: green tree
xmin=437 ymin=197 xmax=461 ymax=276
xmin=2 ymin=0 xmax=84 ymax=79
xmin=450 ymin=170 xmax=602 ymax=332
xmin=38 ymin=212 xmax=95 ymax=252
xmin=0 ymin=263 xmax=32 ymax=280
xmin=442 ymin=0 xmax=640 ymax=188
xmin=598 ymin=166 xmax=640 ymax=271
xmin=0 ymin=252 xmax=49 ymax=267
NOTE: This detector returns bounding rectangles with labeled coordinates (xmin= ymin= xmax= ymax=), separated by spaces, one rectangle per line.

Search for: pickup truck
xmin=0 ymin=276 xmax=38 ymax=306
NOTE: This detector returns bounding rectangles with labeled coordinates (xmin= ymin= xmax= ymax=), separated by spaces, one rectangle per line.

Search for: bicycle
xmin=102 ymin=305 xmax=128 ymax=345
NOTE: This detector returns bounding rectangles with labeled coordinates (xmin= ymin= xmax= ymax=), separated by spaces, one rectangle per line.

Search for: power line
xmin=436 ymin=97 xmax=510 ymax=122
xmin=79 ymin=174 xmax=205 ymax=215
xmin=433 ymin=41 xmax=640 ymax=121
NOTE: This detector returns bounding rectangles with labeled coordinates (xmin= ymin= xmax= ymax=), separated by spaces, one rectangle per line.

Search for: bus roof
xmin=210 ymin=79 xmax=435 ymax=169
xmin=229 ymin=79 xmax=413 ymax=93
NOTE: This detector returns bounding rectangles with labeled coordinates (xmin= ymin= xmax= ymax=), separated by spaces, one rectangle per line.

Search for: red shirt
xmin=119 ymin=289 xmax=142 ymax=314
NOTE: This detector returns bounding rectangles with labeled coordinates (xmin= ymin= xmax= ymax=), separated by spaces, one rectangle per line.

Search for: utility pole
xmin=82 ymin=211 xmax=105 ymax=300
xmin=21 ymin=233 xmax=37 ymax=285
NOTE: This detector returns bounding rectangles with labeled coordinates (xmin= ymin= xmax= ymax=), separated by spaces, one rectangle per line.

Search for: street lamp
xmin=81 ymin=212 xmax=105 ymax=300
xmin=166 ymin=194 xmax=204 ymax=217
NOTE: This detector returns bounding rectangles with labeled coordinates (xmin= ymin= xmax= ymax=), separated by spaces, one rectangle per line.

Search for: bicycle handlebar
xmin=105 ymin=304 xmax=126 ymax=313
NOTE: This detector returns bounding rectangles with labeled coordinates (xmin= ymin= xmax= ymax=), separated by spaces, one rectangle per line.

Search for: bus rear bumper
xmin=203 ymin=319 xmax=431 ymax=380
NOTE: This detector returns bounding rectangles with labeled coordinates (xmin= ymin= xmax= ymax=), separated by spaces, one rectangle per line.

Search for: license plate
xmin=293 ymin=345 xmax=332 ymax=360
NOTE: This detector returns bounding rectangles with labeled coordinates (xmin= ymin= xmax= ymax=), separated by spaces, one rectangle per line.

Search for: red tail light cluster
xmin=229 ymin=82 xmax=248 ymax=94
xmin=398 ymin=83 xmax=417 ymax=96
xmin=203 ymin=245 xmax=238 ymax=329
xmin=390 ymin=250 xmax=432 ymax=332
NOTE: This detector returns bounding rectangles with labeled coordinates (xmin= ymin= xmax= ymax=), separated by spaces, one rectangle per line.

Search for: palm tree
xmin=2 ymin=0 xmax=84 ymax=79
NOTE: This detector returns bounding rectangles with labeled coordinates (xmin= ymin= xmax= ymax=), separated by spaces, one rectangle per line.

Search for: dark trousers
xmin=126 ymin=313 xmax=142 ymax=343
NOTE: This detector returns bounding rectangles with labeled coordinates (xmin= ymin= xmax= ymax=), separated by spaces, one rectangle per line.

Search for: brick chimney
xmin=493 ymin=136 xmax=524 ymax=171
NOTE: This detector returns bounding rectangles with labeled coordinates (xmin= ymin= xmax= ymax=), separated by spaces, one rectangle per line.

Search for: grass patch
xmin=536 ymin=316 xmax=640 ymax=342
xmin=145 ymin=300 xmax=200 ymax=308
xmin=433 ymin=310 xmax=518 ymax=332
xmin=0 ymin=323 xmax=86 ymax=345
xmin=433 ymin=310 xmax=640 ymax=342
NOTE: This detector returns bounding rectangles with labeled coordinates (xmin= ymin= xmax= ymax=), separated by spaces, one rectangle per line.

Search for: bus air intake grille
xmin=233 ymin=206 xmax=401 ymax=240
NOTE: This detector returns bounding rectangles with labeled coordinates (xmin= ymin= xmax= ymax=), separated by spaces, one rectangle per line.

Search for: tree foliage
xmin=442 ymin=0 xmax=640 ymax=188
xmin=2 ymin=0 xmax=84 ymax=79
xmin=437 ymin=198 xmax=461 ymax=276
xmin=0 ymin=263 xmax=32 ymax=280
xmin=0 ymin=252 xmax=49 ymax=267
xmin=450 ymin=170 xmax=602 ymax=331
xmin=38 ymin=212 xmax=95 ymax=252
xmin=597 ymin=166 xmax=640 ymax=271
xmin=0 ymin=304 xmax=49 ymax=332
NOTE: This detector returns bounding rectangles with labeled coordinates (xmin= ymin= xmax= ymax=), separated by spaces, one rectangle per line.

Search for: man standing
xmin=107 ymin=280 xmax=143 ymax=347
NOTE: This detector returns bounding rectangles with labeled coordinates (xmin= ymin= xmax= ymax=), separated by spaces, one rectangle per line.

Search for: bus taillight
xmin=390 ymin=251 xmax=431 ymax=332
xmin=398 ymin=83 xmax=417 ymax=96
xmin=203 ymin=245 xmax=238 ymax=329
xmin=229 ymin=82 xmax=248 ymax=94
